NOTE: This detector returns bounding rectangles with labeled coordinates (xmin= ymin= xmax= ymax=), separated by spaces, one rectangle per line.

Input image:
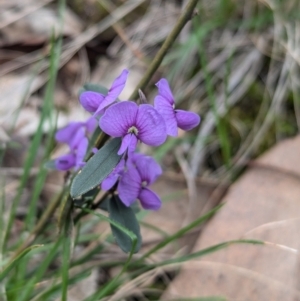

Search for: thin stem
xmin=73 ymin=190 xmax=110 ymax=224
xmin=7 ymin=187 xmax=68 ymax=262
xmin=129 ymin=0 xmax=199 ymax=100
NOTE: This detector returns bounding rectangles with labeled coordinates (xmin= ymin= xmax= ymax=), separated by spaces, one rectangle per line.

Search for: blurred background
xmin=1 ymin=0 xmax=300 ymax=300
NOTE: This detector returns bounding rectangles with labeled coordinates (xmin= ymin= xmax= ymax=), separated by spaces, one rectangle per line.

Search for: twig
xmin=129 ymin=0 xmax=199 ymax=100
xmin=98 ymin=0 xmax=146 ymax=62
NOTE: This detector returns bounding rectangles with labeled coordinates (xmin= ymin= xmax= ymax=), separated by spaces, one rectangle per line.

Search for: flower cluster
xmin=54 ymin=69 xmax=200 ymax=210
xmin=102 ymin=153 xmax=162 ymax=210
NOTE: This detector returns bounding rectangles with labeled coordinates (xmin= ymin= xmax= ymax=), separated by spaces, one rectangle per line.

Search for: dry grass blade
xmin=167 ymin=260 xmax=300 ymax=299
xmin=106 ymin=266 xmax=175 ymax=301
xmin=0 ymin=1 xmax=146 ymax=78
xmin=175 ymin=148 xmax=198 ymax=226
xmin=190 ymin=42 xmax=265 ymax=176
xmin=0 ymin=0 xmax=54 ymax=30
xmin=98 ymin=0 xmax=146 ymax=62
xmin=108 ymin=0 xmax=178 ymax=62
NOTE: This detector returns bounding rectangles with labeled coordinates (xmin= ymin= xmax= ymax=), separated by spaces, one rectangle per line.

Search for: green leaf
xmin=81 ymin=207 xmax=138 ymax=300
xmin=108 ymin=196 xmax=142 ymax=253
xmin=70 ymin=138 xmax=122 ymax=198
xmin=0 ymin=245 xmax=43 ymax=282
xmin=73 ymin=187 xmax=100 ymax=207
xmin=98 ymin=197 xmax=110 ymax=211
xmin=80 ymin=83 xmax=109 ymax=95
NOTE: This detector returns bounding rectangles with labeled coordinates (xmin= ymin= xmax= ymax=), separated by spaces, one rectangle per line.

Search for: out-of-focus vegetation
xmin=0 ymin=0 xmax=299 ymax=300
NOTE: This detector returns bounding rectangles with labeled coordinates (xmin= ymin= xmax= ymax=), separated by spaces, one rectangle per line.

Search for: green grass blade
xmin=4 ymin=15 xmax=64 ymax=247
xmin=17 ymin=240 xmax=61 ymax=301
xmin=60 ymin=198 xmax=74 ymax=301
xmin=139 ymin=204 xmax=224 ymax=261
xmin=82 ymin=208 xmax=137 ymax=300
xmin=31 ymin=269 xmax=92 ymax=301
xmin=0 ymin=245 xmax=43 ymax=282
xmin=151 ymin=239 xmax=264 ymax=268
xmin=0 ymin=176 xmax=7 ymax=300
xmin=194 ymin=17 xmax=232 ymax=170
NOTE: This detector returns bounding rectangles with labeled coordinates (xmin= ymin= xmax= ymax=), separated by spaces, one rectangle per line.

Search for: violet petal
xmin=154 ymin=95 xmax=178 ymax=136
xmin=75 ymin=137 xmax=88 ymax=170
xmin=85 ymin=117 xmax=97 ymax=133
xmin=55 ymin=122 xmax=82 ymax=145
xmin=138 ymin=187 xmax=161 ymax=210
xmin=102 ymin=174 xmax=119 ymax=190
xmin=69 ymin=127 xmax=85 ymax=150
xmin=94 ymin=69 xmax=129 ymax=115
xmin=118 ymin=134 xmax=131 ymax=155
xmin=155 ymin=78 xmax=174 ymax=105
xmin=128 ymin=134 xmax=138 ymax=154
xmin=79 ymin=91 xmax=105 ymax=113
xmin=100 ymin=101 xmax=138 ymax=137
xmin=118 ymin=134 xmax=138 ymax=155
xmin=132 ymin=153 xmax=162 ymax=185
xmin=118 ymin=168 xmax=141 ymax=207
xmin=175 ymin=109 xmax=200 ymax=131
xmin=102 ymin=159 xmax=125 ymax=190
xmin=136 ymin=104 xmax=167 ymax=146
xmin=55 ymin=153 xmax=76 ymax=170
xmin=92 ymin=147 xmax=98 ymax=154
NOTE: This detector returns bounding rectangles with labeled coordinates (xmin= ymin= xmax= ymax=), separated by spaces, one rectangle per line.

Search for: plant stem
xmin=129 ymin=0 xmax=199 ymax=100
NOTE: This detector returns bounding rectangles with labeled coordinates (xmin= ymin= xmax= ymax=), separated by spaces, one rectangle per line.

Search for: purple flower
xmin=118 ymin=153 xmax=162 ymax=210
xmin=55 ymin=138 xmax=88 ymax=171
xmin=102 ymin=153 xmax=162 ymax=210
xmin=154 ymin=78 xmax=200 ymax=136
xmin=55 ymin=117 xmax=97 ymax=148
xmin=79 ymin=69 xmax=129 ymax=116
xmin=54 ymin=117 xmax=97 ymax=171
xmin=100 ymin=101 xmax=167 ymax=155
xmin=101 ymin=159 xmax=125 ymax=190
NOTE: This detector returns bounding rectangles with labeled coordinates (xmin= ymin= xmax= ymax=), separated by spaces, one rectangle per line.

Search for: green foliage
xmin=108 ymin=195 xmax=142 ymax=253
xmin=2 ymin=0 xmax=293 ymax=300
xmin=70 ymin=138 xmax=122 ymax=198
xmin=0 ymin=245 xmax=43 ymax=282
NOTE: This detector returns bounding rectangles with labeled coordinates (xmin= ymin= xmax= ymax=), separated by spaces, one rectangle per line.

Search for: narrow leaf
xmin=108 ymin=196 xmax=142 ymax=253
xmin=82 ymin=207 xmax=138 ymax=300
xmin=0 ymin=245 xmax=43 ymax=282
xmin=71 ymin=138 xmax=122 ymax=198
xmin=61 ymin=206 xmax=73 ymax=301
xmin=139 ymin=203 xmax=224 ymax=261
xmin=152 ymin=239 xmax=264 ymax=268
